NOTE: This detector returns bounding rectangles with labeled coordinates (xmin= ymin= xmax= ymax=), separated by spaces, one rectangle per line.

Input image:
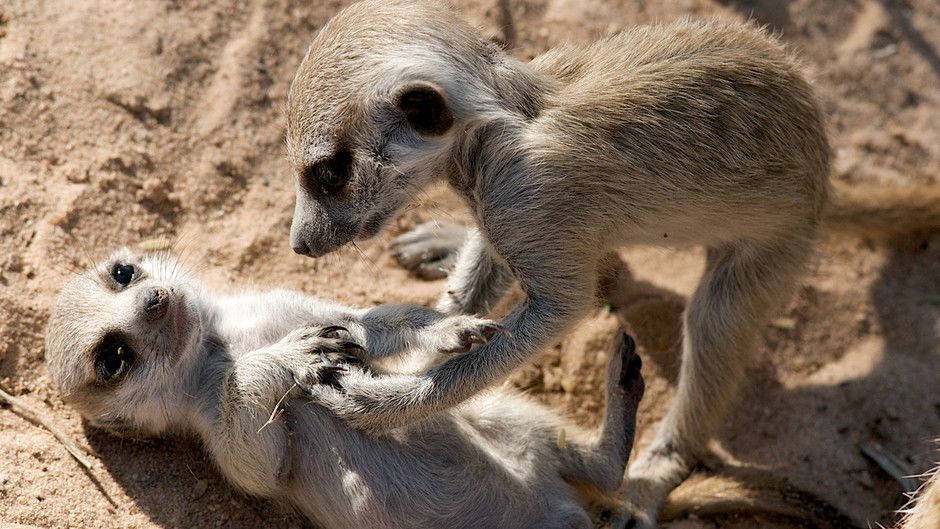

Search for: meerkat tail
xmin=659 ymin=467 xmax=861 ymax=529
xmin=896 ymin=460 xmax=940 ymax=529
xmin=824 ymin=181 xmax=940 ymax=237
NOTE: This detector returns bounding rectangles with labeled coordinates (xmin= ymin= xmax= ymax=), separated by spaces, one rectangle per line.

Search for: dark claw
xmin=318 ymin=325 xmax=349 ymax=339
xmin=621 ymin=331 xmax=637 ymax=356
xmin=293 ymin=373 xmax=318 ymax=397
xmin=318 ymin=365 xmax=347 ymax=390
xmin=482 ymin=323 xmax=510 ymax=340
xmin=444 ymin=323 xmax=509 ymax=354
xmin=338 ymin=341 xmax=366 ymax=358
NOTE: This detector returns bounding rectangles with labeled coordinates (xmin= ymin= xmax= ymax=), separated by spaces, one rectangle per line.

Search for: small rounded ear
xmin=396 ymin=82 xmax=454 ymax=136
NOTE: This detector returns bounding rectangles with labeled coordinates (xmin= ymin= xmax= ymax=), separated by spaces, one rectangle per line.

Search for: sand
xmin=0 ymin=0 xmax=938 ymax=527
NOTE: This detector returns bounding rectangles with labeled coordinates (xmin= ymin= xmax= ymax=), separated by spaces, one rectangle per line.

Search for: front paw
xmin=432 ymin=315 xmax=509 ymax=354
xmin=292 ymin=354 xmax=350 ymax=391
xmin=280 ymin=326 xmax=367 ymax=390
xmin=282 ymin=325 xmax=366 ymax=362
xmin=391 ymin=221 xmax=467 ymax=280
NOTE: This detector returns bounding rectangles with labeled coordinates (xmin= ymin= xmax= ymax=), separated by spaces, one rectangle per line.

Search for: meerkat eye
xmin=303 ymin=147 xmax=353 ymax=196
xmin=95 ymin=340 xmax=134 ymax=382
xmin=111 ymin=263 xmax=135 ymax=286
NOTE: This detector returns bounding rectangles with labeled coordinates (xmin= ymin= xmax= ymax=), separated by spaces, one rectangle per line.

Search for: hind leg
xmin=391 ymin=221 xmax=467 ymax=280
xmin=556 ymin=331 xmax=645 ymax=492
xmin=392 ymin=223 xmax=515 ymax=315
xmin=620 ymin=237 xmax=812 ymax=528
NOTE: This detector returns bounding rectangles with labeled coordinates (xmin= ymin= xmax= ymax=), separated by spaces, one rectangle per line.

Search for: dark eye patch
xmin=302 ymin=146 xmax=353 ymax=196
xmin=94 ymin=334 xmax=135 ymax=382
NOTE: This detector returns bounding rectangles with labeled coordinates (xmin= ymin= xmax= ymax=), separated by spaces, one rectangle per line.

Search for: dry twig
xmin=0 ymin=386 xmax=94 ymax=470
xmin=257 ymin=382 xmax=297 ymax=434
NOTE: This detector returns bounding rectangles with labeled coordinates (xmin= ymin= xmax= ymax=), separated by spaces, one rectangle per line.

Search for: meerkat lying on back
xmin=44 ymin=249 xmax=645 ymax=529
xmin=285 ymin=1 xmax=830 ymax=525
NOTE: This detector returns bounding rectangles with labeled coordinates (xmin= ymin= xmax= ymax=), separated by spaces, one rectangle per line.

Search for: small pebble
xmin=770 ymin=317 xmax=797 ymax=330
xmin=192 ymin=479 xmax=208 ymax=500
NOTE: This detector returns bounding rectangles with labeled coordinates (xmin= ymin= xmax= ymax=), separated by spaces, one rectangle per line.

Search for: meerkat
xmin=284 ymin=1 xmax=832 ymax=525
xmin=44 ymin=248 xmax=646 ymax=529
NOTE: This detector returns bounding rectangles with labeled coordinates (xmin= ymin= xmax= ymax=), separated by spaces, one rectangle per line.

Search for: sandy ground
xmin=1 ymin=0 xmax=939 ymax=527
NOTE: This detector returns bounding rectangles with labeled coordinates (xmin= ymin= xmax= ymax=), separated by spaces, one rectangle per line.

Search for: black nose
xmin=292 ymin=238 xmax=311 ymax=256
xmin=143 ymin=287 xmax=170 ymax=321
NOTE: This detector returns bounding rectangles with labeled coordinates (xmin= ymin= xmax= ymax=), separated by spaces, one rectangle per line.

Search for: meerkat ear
xmin=396 ymin=82 xmax=453 ymax=136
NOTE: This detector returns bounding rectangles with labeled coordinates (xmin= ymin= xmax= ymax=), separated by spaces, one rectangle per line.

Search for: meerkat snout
xmin=290 ymin=198 xmax=346 ymax=257
xmin=285 ymin=3 xmax=479 ymax=258
xmin=142 ymin=286 xmax=171 ymax=321
xmin=286 ymin=78 xmax=459 ymax=256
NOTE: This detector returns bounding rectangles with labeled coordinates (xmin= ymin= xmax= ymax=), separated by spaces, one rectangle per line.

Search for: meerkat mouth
xmin=356 ymin=207 xmax=393 ymax=241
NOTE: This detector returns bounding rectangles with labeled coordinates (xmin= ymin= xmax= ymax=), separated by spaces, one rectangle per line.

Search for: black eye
xmin=95 ymin=340 xmax=134 ymax=381
xmin=111 ymin=263 xmax=135 ymax=286
xmin=303 ymin=147 xmax=353 ymax=196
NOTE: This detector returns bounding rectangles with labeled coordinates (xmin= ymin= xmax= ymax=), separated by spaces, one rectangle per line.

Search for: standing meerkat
xmin=285 ymin=1 xmax=831 ymax=525
xmin=44 ymin=249 xmax=646 ymax=529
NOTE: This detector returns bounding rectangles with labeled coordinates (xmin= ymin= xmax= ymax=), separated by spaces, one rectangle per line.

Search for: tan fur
xmin=284 ymin=2 xmax=844 ymax=526
xmin=826 ymin=181 xmax=940 ymax=238
xmin=897 ymin=459 xmax=940 ymax=529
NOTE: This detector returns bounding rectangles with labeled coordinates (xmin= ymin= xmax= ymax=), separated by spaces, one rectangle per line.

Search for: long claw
xmin=319 ymin=365 xmax=347 ymax=376
xmin=292 ymin=374 xmax=318 ymax=397
xmin=339 ymin=341 xmax=367 ymax=357
xmin=318 ymin=325 xmax=349 ymax=339
xmin=318 ymin=365 xmax=347 ymax=390
xmin=483 ymin=323 xmax=510 ymax=340
xmin=466 ymin=329 xmax=486 ymax=344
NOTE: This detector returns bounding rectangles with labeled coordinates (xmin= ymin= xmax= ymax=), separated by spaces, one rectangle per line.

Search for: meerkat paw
xmin=292 ymin=354 xmax=351 ymax=392
xmin=391 ymin=221 xmax=467 ymax=280
xmin=279 ymin=325 xmax=368 ymax=391
xmin=282 ymin=325 xmax=366 ymax=361
xmin=617 ymin=442 xmax=696 ymax=529
xmin=431 ymin=315 xmax=509 ymax=354
xmin=610 ymin=331 xmax=645 ymax=405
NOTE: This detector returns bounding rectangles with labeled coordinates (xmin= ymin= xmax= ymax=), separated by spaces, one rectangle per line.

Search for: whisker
xmin=350 ymin=241 xmax=380 ymax=278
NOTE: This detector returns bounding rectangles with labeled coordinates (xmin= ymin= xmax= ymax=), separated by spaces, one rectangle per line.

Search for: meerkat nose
xmin=143 ymin=287 xmax=171 ymax=321
xmin=291 ymin=238 xmax=311 ymax=256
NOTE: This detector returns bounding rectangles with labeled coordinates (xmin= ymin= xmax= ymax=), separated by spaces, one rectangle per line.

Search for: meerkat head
xmin=45 ymin=248 xmax=207 ymax=436
xmin=285 ymin=0 xmax=499 ymax=257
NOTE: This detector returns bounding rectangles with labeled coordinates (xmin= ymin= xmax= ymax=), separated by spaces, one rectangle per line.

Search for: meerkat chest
xmin=214 ymin=292 xmax=317 ymax=351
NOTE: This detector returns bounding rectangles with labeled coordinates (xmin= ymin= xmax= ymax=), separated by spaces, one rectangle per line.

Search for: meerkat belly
xmin=289 ymin=414 xmax=557 ymax=529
